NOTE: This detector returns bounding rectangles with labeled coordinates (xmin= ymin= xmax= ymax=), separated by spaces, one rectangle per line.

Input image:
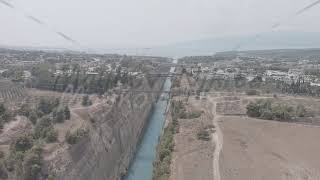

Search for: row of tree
xmin=0 ymin=103 xmax=12 ymax=130
xmin=28 ymin=63 xmax=135 ymax=94
xmin=246 ymin=99 xmax=307 ymax=121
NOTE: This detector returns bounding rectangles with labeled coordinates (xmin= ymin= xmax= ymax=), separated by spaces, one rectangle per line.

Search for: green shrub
xmin=52 ymin=108 xmax=65 ymax=123
xmin=4 ymin=151 xmax=24 ymax=172
xmin=179 ymin=111 xmax=202 ymax=119
xmin=159 ymin=149 xmax=171 ymax=161
xmin=0 ymin=151 xmax=4 ymax=159
xmin=296 ymin=104 xmax=306 ymax=117
xmin=1 ymin=106 xmax=10 ymax=122
xmin=0 ymin=107 xmax=13 ymax=125
xmin=272 ymin=105 xmax=293 ymax=121
xmin=34 ymin=116 xmax=58 ymax=142
xmin=246 ymin=89 xmax=260 ymax=96
xmin=0 ymin=122 xmax=3 ymax=130
xmin=34 ymin=116 xmax=52 ymax=139
xmin=260 ymin=109 xmax=274 ymax=120
xmin=18 ymin=104 xmax=31 ymax=117
xmin=53 ymin=105 xmax=71 ymax=123
xmin=82 ymin=95 xmax=92 ymax=106
xmin=13 ymin=134 xmax=34 ymax=152
xmin=45 ymin=128 xmax=58 ymax=143
xmin=246 ymin=102 xmax=261 ymax=117
xmin=152 ymin=123 xmax=174 ymax=180
xmin=246 ymin=100 xmax=303 ymax=121
xmin=65 ymin=128 xmax=89 ymax=145
xmin=37 ymin=98 xmax=59 ymax=115
xmin=197 ymin=129 xmax=210 ymax=141
xmin=22 ymin=145 xmax=42 ymax=180
xmin=188 ymin=111 xmax=202 ymax=119
xmin=0 ymin=160 xmax=8 ymax=179
xmin=64 ymin=106 xmax=71 ymax=120
xmin=0 ymin=103 xmax=5 ymax=116
xmin=28 ymin=111 xmax=38 ymax=125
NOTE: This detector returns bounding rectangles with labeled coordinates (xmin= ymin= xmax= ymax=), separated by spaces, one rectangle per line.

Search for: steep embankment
xmin=46 ymin=78 xmax=165 ymax=180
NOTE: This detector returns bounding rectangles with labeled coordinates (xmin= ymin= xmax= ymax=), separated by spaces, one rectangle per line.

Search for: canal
xmin=123 ymin=60 xmax=176 ymax=180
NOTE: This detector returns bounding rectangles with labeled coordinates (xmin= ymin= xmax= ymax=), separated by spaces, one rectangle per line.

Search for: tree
xmin=246 ymin=102 xmax=261 ymax=117
xmin=18 ymin=104 xmax=31 ymax=117
xmin=45 ymin=128 xmax=58 ymax=143
xmin=260 ymin=109 xmax=274 ymax=120
xmin=64 ymin=106 xmax=71 ymax=120
xmin=65 ymin=128 xmax=89 ymax=145
xmin=82 ymin=95 xmax=92 ymax=106
xmin=0 ymin=110 xmax=12 ymax=123
xmin=34 ymin=116 xmax=52 ymax=139
xmin=0 ymin=161 xmax=8 ymax=180
xmin=246 ymin=89 xmax=260 ymax=96
xmin=296 ymin=104 xmax=306 ymax=117
xmin=14 ymin=134 xmax=33 ymax=152
xmin=53 ymin=109 xmax=64 ymax=123
xmin=0 ymin=103 xmax=6 ymax=116
xmin=28 ymin=111 xmax=38 ymax=125
xmin=22 ymin=145 xmax=42 ymax=180
xmin=272 ymin=105 xmax=293 ymax=121
xmin=38 ymin=99 xmax=52 ymax=114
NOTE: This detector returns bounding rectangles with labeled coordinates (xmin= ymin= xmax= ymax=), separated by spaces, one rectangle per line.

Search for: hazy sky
xmin=0 ymin=0 xmax=319 ymax=49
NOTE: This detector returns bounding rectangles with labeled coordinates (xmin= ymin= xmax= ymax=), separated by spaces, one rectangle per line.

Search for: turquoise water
xmin=123 ymin=77 xmax=172 ymax=180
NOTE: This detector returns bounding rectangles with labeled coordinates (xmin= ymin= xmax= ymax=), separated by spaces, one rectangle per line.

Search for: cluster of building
xmin=184 ymin=62 xmax=320 ymax=87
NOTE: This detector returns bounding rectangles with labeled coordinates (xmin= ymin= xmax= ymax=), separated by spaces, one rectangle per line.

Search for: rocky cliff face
xmin=51 ymin=78 xmax=164 ymax=180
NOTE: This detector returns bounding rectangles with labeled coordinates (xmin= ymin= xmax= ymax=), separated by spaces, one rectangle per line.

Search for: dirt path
xmin=209 ymin=96 xmax=243 ymax=180
xmin=207 ymin=98 xmax=223 ymax=180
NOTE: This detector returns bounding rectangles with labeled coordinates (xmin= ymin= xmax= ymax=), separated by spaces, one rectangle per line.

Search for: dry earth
xmin=220 ymin=116 xmax=320 ymax=180
xmin=213 ymin=93 xmax=320 ymax=180
xmin=171 ymin=90 xmax=320 ymax=180
xmin=171 ymin=97 xmax=214 ymax=180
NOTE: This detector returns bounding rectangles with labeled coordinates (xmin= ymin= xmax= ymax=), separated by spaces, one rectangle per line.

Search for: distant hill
xmin=2 ymin=31 xmax=320 ymax=57
xmin=120 ymin=31 xmax=320 ymax=57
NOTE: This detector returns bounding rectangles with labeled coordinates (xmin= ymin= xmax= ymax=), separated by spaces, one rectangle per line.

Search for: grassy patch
xmin=152 ymin=123 xmax=174 ymax=180
xmin=180 ymin=111 xmax=202 ymax=119
xmin=152 ymin=100 xmax=184 ymax=180
xmin=197 ymin=129 xmax=211 ymax=141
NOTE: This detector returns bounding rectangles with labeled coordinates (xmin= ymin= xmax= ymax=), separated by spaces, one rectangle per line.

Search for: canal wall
xmin=123 ymin=59 xmax=177 ymax=180
xmin=55 ymin=77 xmax=165 ymax=180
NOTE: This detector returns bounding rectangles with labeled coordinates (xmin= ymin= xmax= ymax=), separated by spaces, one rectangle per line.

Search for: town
xmin=1 ymin=47 xmax=320 ymax=180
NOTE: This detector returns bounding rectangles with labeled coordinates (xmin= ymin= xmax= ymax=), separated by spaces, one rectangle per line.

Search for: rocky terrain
xmin=51 ymin=78 xmax=164 ymax=180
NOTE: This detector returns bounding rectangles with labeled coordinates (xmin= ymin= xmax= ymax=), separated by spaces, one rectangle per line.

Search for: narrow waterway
xmin=123 ymin=60 xmax=177 ymax=180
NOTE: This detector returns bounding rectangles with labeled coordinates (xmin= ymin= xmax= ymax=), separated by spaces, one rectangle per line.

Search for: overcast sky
xmin=0 ymin=0 xmax=319 ymax=50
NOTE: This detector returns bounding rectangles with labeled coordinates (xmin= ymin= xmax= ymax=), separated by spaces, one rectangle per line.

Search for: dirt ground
xmin=212 ymin=93 xmax=320 ymax=180
xmin=220 ymin=116 xmax=320 ymax=180
xmin=171 ymin=89 xmax=320 ymax=180
xmin=171 ymin=97 xmax=214 ymax=180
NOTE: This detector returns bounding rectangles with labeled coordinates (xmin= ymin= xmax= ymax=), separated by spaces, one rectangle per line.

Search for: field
xmin=212 ymin=93 xmax=320 ymax=180
xmin=169 ymin=88 xmax=320 ymax=180
xmin=0 ymin=80 xmax=25 ymax=102
xmin=220 ymin=116 xmax=320 ymax=180
xmin=0 ymin=79 xmax=87 ymax=108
